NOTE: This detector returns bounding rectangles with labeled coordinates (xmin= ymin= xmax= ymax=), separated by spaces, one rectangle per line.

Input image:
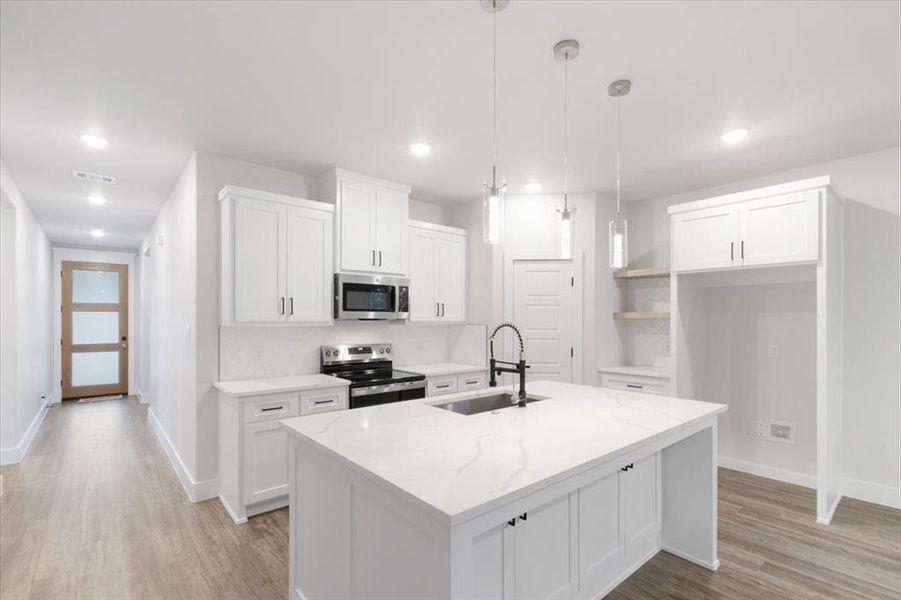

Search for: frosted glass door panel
xmin=73 ymin=270 xmax=120 ymax=303
xmin=72 ymin=311 xmax=119 ymax=344
xmin=72 ymin=352 xmax=120 ymax=386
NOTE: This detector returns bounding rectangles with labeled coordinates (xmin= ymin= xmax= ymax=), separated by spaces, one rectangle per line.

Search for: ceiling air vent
xmin=72 ymin=170 xmax=117 ymax=185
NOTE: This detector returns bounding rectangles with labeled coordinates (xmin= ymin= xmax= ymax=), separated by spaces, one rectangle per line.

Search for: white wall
xmin=140 ymin=154 xmax=199 ymax=491
xmin=625 ymin=146 xmax=901 ymax=507
xmin=0 ymin=162 xmax=53 ymax=464
xmin=50 ymin=247 xmax=137 ymax=403
xmin=450 ymin=193 xmax=613 ymax=386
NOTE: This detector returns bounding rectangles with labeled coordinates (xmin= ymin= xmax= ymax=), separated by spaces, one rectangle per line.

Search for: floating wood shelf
xmin=614 ymin=267 xmax=671 ymax=280
xmin=613 ymin=311 xmax=670 ymax=320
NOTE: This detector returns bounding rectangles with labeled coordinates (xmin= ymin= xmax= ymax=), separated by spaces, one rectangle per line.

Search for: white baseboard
xmin=137 ymin=389 xmax=150 ymax=404
xmin=817 ymin=493 xmax=842 ymax=525
xmin=842 ymin=477 xmax=901 ymax=510
xmin=661 ymin=545 xmax=720 ymax=571
xmin=0 ymin=399 xmax=49 ymax=465
xmin=718 ymin=455 xmax=816 ymax=489
xmin=147 ymin=407 xmax=218 ymax=502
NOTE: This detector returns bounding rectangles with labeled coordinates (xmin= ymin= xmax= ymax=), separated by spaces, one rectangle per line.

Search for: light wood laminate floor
xmin=1 ymin=397 xmax=899 ymax=599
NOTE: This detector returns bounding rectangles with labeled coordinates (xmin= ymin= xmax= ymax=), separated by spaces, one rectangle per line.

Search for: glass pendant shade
xmin=482 ymin=178 xmax=505 ymax=244
xmin=559 ymin=208 xmax=575 ymax=259
xmin=608 ymin=217 xmax=628 ymax=269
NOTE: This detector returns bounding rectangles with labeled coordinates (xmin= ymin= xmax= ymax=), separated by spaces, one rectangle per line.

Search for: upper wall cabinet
xmin=220 ymin=186 xmax=334 ymax=326
xmin=670 ymin=180 xmax=823 ymax=273
xmin=409 ymin=221 xmax=466 ymax=323
xmin=320 ymin=169 xmax=410 ymax=276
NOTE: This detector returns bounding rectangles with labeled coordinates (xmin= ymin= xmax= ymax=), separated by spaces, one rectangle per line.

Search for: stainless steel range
xmin=320 ymin=343 xmax=426 ymax=409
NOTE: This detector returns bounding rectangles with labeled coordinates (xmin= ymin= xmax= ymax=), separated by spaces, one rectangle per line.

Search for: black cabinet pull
xmin=626 ymin=384 xmax=643 ymax=389
xmin=280 ymin=297 xmax=285 ymax=315
xmin=621 ymin=463 xmax=634 ymax=472
xmin=261 ymin=405 xmax=285 ymax=413
xmin=731 ymin=241 xmax=734 ymax=260
xmin=520 ymin=512 xmax=527 ymax=522
xmin=741 ymin=240 xmax=745 ymax=259
xmin=371 ymin=250 xmax=376 ymax=266
xmin=436 ymin=384 xmax=451 ymax=389
xmin=508 ymin=518 xmax=516 ymax=527
xmin=289 ymin=297 xmax=294 ymax=316
xmin=378 ymin=250 xmax=383 ymax=267
xmin=313 ymin=399 xmax=334 ymax=405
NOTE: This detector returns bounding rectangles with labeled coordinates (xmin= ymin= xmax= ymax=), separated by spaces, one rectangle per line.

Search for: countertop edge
xmin=213 ymin=376 xmax=350 ymax=398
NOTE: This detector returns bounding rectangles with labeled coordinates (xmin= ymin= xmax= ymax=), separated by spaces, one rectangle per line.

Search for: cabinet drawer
xmin=299 ymin=387 xmax=348 ymax=415
xmin=458 ymin=372 xmax=487 ymax=391
xmin=601 ymin=374 xmax=669 ymax=396
xmin=427 ymin=376 xmax=458 ymax=396
xmin=242 ymin=393 xmax=301 ymax=423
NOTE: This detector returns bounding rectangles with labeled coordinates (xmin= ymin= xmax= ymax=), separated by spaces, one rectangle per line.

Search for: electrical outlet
xmin=767 ymin=344 xmax=779 ymax=358
xmin=768 ymin=421 xmax=795 ymax=444
xmin=750 ymin=421 xmax=767 ymax=437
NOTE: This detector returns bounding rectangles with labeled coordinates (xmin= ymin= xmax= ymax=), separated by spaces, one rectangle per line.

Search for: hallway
xmin=0 ymin=398 xmax=286 ymax=599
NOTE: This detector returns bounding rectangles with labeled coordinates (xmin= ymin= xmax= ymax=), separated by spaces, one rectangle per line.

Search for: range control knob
xmin=324 ymin=350 xmax=331 ymax=357
xmin=385 ymin=347 xmax=391 ymax=354
xmin=379 ymin=348 xmax=385 ymax=354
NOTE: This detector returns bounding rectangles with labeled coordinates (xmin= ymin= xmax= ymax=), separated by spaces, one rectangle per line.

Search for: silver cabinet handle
xmin=280 ymin=297 xmax=285 ymax=315
xmin=378 ymin=250 xmax=382 ymax=267
xmin=371 ymin=250 xmax=376 ymax=266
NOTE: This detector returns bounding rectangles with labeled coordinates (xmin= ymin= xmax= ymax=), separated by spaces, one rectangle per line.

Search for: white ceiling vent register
xmin=72 ymin=170 xmax=117 ymax=185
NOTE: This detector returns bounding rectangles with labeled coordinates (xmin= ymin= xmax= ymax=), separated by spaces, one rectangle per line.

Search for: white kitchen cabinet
xmin=217 ymin=380 xmax=349 ymax=524
xmin=320 ymin=168 xmax=410 ymax=276
xmin=232 ymin=196 xmax=286 ymax=322
xmin=409 ymin=221 xmax=467 ymax=323
xmin=243 ymin=419 xmax=290 ymax=506
xmin=425 ymin=368 xmax=489 ymax=397
xmin=671 ymin=204 xmax=739 ymax=273
xmin=738 ymin=190 xmax=819 ymax=267
xmin=460 ymin=453 xmax=657 ymax=600
xmin=670 ymin=185 xmax=821 ymax=273
xmin=220 ymin=186 xmax=334 ymax=325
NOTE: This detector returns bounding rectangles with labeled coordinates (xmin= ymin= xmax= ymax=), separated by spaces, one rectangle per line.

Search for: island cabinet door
xmin=620 ymin=453 xmax=660 ymax=561
xmin=512 ymin=493 xmax=578 ymax=600
xmin=577 ymin=468 xmax=623 ymax=593
xmin=242 ymin=420 xmax=289 ymax=505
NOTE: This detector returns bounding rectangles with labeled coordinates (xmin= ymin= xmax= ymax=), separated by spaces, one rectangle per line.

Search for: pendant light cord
xmin=615 ymin=94 xmax=622 ymax=222
xmin=562 ymin=48 xmax=569 ymax=210
xmin=491 ymin=2 xmax=498 ymax=185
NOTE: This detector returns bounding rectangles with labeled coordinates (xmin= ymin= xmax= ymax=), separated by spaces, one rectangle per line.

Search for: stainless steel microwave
xmin=334 ymin=273 xmax=409 ymax=320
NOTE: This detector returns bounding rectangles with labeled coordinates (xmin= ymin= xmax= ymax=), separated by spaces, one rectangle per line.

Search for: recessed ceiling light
xmin=409 ymin=142 xmax=432 ymax=157
xmin=721 ymin=128 xmax=749 ymax=144
xmin=90 ymin=229 xmax=105 ymax=238
xmin=88 ymin=194 xmax=106 ymax=206
xmin=525 ymin=182 xmax=542 ymax=192
xmin=80 ymin=134 xmax=109 ymax=149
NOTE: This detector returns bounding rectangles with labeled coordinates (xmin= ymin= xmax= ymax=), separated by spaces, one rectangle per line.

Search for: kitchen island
xmin=281 ymin=380 xmax=726 ymax=600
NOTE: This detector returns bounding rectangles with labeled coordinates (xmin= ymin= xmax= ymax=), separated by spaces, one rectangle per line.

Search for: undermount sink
xmin=433 ymin=393 xmax=548 ymax=416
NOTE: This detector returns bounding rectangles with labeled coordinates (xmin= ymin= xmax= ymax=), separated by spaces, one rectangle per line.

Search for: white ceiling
xmin=1 ymin=1 xmax=899 ymax=249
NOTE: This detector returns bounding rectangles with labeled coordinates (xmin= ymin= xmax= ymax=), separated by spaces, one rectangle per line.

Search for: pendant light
xmin=554 ymin=39 xmax=580 ymax=260
xmin=608 ymin=79 xmax=631 ymax=269
xmin=481 ymin=0 xmax=508 ymax=244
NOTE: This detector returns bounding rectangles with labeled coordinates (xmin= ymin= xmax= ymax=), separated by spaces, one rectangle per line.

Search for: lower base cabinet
xmin=463 ymin=453 xmax=659 ymax=599
xmin=219 ymin=386 xmax=348 ymax=524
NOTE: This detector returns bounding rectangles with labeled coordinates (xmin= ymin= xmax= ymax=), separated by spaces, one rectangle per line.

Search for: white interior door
xmin=512 ymin=261 xmax=574 ymax=383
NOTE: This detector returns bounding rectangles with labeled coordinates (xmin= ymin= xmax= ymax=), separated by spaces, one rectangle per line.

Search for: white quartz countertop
xmin=280 ymin=380 xmax=726 ymax=525
xmin=402 ymin=362 xmax=488 ymax=376
xmin=213 ymin=374 xmax=349 ymax=397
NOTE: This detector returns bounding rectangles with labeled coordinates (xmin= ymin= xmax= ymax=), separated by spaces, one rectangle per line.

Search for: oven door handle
xmin=350 ymin=379 xmax=427 ymax=397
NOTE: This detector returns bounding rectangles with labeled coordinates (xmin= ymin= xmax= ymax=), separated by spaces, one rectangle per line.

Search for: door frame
xmin=502 ymin=252 xmax=584 ymax=384
xmin=52 ymin=247 xmax=137 ymax=404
